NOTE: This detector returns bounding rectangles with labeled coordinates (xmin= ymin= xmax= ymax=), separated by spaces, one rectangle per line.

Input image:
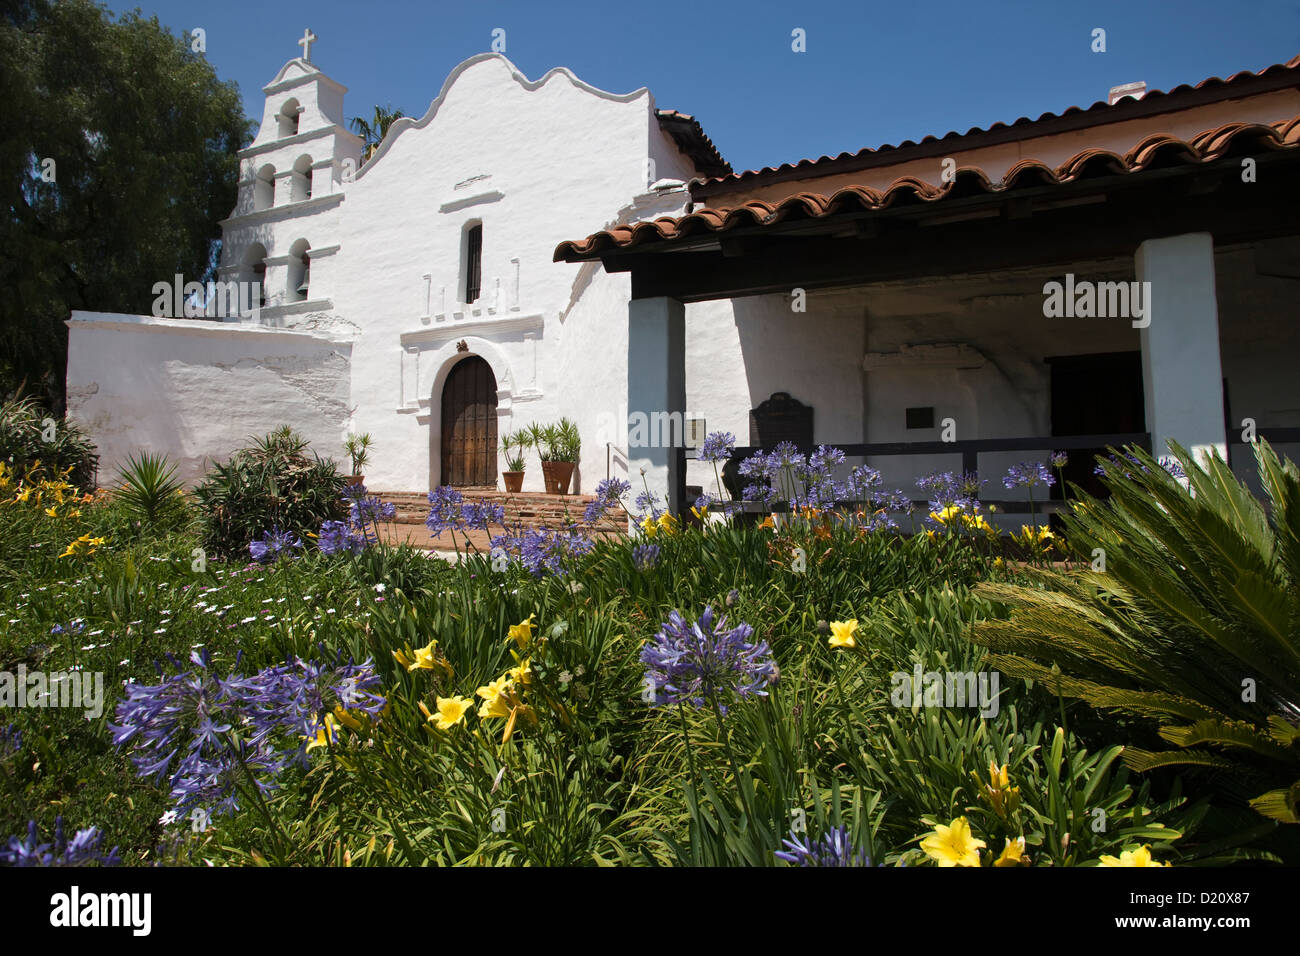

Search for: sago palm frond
xmin=970 ymin=440 xmax=1300 ymax=824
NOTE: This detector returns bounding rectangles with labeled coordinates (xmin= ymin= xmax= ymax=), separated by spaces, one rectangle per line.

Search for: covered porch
xmin=558 ymin=114 xmax=1300 ymax=519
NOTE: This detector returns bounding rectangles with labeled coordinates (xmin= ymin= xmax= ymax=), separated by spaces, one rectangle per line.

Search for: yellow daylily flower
xmin=422 ymin=695 xmax=474 ymax=730
xmin=657 ymin=512 xmax=679 ymax=535
xmin=408 ymin=640 xmax=441 ymax=672
xmin=994 ymin=836 xmax=1027 ymax=867
xmin=508 ymin=614 xmax=536 ymax=650
xmin=304 ymin=713 xmax=339 ymax=751
xmin=640 ymin=516 xmax=658 ymax=538
xmin=331 ymin=704 xmax=365 ymax=732
xmin=1098 ymin=845 xmax=1169 ymax=867
xmin=44 ymin=506 xmax=59 ymax=518
xmin=476 ymin=675 xmax=515 ymax=719
xmin=691 ymin=504 xmax=709 ymax=522
xmin=828 ymin=619 xmax=859 ymax=649
xmin=978 ymin=760 xmax=1021 ymax=818
xmin=920 ymin=816 xmax=986 ymax=867
xmin=508 ymin=658 xmax=532 ymax=686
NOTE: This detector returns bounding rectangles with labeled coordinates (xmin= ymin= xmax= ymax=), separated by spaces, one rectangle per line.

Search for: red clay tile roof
xmin=555 ymin=115 xmax=1300 ymax=261
xmin=655 ymin=109 xmax=731 ymax=178
xmin=693 ymin=53 xmax=1300 ymax=196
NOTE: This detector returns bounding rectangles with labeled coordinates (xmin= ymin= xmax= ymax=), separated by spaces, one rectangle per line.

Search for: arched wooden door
xmin=440 ymin=356 xmax=498 ymax=487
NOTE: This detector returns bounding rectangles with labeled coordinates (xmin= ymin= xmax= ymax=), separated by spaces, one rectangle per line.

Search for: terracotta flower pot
xmin=541 ymin=461 xmax=575 ymax=495
xmin=346 ymin=474 xmax=366 ymax=489
xmin=503 ymin=471 xmax=525 ymax=493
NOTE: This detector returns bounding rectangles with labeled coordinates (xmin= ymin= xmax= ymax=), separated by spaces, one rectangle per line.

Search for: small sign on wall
xmin=685 ymin=416 xmax=707 ymax=449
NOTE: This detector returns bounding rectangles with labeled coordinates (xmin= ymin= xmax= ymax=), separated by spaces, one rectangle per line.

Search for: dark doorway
xmin=1047 ymin=351 xmax=1145 ymax=499
xmin=440 ymin=356 xmax=498 ymax=487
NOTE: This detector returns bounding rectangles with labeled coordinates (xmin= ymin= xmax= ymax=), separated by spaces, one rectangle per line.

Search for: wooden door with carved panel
xmin=440 ymin=356 xmax=497 ymax=487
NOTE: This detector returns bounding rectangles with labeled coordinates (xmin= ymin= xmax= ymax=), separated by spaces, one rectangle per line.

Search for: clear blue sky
xmin=118 ymin=0 xmax=1300 ymax=175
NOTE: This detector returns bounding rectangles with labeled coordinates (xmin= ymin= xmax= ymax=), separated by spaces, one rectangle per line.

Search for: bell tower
xmin=217 ymin=30 xmax=362 ymax=320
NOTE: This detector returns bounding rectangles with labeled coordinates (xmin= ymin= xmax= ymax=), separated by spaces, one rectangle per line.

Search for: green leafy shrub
xmin=193 ymin=426 xmax=348 ymax=559
xmin=969 ymin=440 xmax=1300 ymax=827
xmin=0 ymin=396 xmax=99 ymax=491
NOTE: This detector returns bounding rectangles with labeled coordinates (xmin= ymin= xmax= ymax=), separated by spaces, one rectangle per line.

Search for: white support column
xmin=1136 ymin=232 xmax=1226 ymax=464
xmin=628 ymin=296 xmax=685 ymax=520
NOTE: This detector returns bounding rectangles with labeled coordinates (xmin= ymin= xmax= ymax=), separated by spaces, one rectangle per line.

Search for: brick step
xmin=374 ymin=490 xmax=625 ymax=535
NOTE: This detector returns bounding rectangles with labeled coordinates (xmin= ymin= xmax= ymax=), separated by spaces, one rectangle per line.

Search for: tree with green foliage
xmin=349 ymin=104 xmax=405 ymax=163
xmin=0 ymin=0 xmax=251 ymax=410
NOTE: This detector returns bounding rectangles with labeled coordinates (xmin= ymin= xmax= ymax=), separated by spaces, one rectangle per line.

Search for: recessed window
xmin=464 ymin=223 xmax=482 ymax=304
xmin=906 ymin=406 xmax=935 ymax=430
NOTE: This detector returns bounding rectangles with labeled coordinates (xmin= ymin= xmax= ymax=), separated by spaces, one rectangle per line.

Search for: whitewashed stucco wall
xmin=329 ymin=54 xmax=695 ymax=492
xmin=65 ymin=312 xmax=353 ymax=487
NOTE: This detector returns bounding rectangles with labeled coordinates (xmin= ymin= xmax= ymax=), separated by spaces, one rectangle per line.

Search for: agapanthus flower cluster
xmin=634 ymin=489 xmax=664 ymax=520
xmin=775 ymin=825 xmax=873 ymax=867
xmin=640 ymin=606 xmax=778 ymax=711
xmin=491 ymin=525 xmax=595 ymax=577
xmin=737 ymin=443 xmax=906 ymax=520
xmin=1 ymin=818 xmax=120 ymax=867
xmin=697 ymin=431 xmax=736 ymax=463
xmin=110 ymin=650 xmax=385 ymax=818
xmin=1002 ymin=461 xmax=1055 ymax=490
xmin=318 ymin=519 xmax=365 ymax=556
xmin=248 ymin=527 xmax=301 ymax=563
xmin=425 ymin=485 xmax=466 ymax=537
xmin=1094 ymin=452 xmax=1186 ymax=480
xmin=632 ymin=542 xmax=660 ymax=570
xmin=424 ymin=486 xmax=507 ymax=538
xmin=916 ymin=471 xmax=985 ymax=514
xmin=584 ymin=477 xmax=631 ymax=524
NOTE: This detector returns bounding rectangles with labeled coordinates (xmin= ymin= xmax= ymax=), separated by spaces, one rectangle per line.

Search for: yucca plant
xmin=116 ymin=451 xmax=187 ymax=529
xmin=969 ymin=439 xmax=1300 ymax=826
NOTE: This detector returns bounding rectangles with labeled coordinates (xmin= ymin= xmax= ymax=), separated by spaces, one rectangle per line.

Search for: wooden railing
xmin=687 ymin=431 xmax=1152 ymax=516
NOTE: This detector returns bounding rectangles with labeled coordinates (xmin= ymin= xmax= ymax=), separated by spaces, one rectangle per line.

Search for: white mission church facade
xmin=66 ymin=41 xmax=742 ymax=496
xmin=65 ymin=39 xmax=1300 ymax=518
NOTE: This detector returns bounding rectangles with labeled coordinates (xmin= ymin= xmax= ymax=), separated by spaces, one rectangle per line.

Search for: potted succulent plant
xmin=343 ymin=432 xmax=372 ymax=487
xmin=530 ymin=418 xmax=580 ymax=494
xmin=500 ymin=430 xmax=528 ymax=493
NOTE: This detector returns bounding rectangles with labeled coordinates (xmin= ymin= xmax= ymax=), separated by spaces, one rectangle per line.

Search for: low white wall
xmin=65 ymin=311 xmax=353 ymax=487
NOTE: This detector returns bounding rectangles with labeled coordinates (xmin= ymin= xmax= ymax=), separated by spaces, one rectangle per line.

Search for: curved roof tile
xmin=693 ymin=54 xmax=1300 ymax=190
xmin=555 ymin=114 xmax=1300 ymax=261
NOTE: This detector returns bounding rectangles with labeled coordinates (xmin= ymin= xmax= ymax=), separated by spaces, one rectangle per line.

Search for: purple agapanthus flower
xmin=1050 ymin=451 xmax=1069 ymax=470
xmin=110 ymin=649 xmax=385 ymax=818
xmin=640 ymin=607 xmax=778 ymax=712
xmin=1002 ymin=461 xmax=1055 ymax=490
xmin=426 ymin=486 xmax=466 ymax=538
xmin=318 ymin=519 xmax=364 ymax=556
xmin=248 ymin=527 xmax=301 ymax=564
xmin=585 ymin=477 xmax=631 ymax=524
xmin=775 ymin=825 xmax=873 ymax=867
xmin=1 ymin=818 xmax=121 ymax=867
xmin=917 ymin=471 xmax=985 ymax=515
xmin=491 ymin=525 xmax=594 ymax=577
xmin=460 ymin=500 xmax=505 ymax=532
xmin=632 ymin=542 xmax=660 ymax=571
xmin=698 ymin=431 xmax=736 ymax=463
